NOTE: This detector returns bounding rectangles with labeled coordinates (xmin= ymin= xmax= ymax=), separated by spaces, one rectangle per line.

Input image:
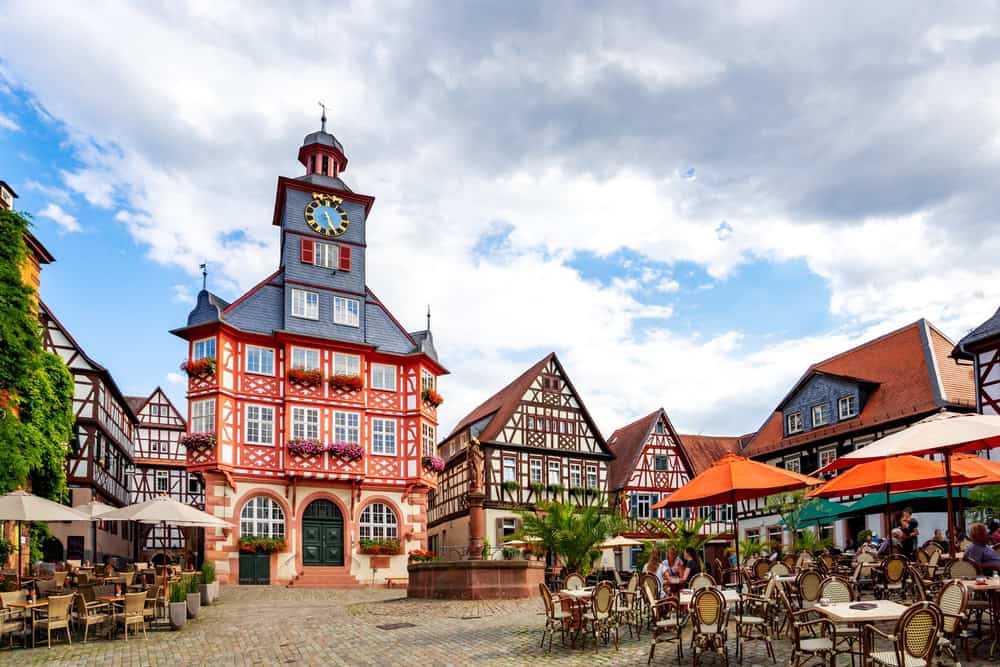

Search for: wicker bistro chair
xmin=778 ymin=588 xmax=840 ymax=667
xmin=906 ymin=565 xmax=929 ymax=604
xmin=874 ymin=555 xmax=908 ymax=601
xmin=0 ymin=590 xmax=27 ymax=627
xmin=795 ymin=569 xmax=823 ymax=609
xmin=769 ymin=562 xmax=791 ymax=577
xmin=116 ymin=592 xmax=148 ymax=641
xmin=0 ymin=606 xmax=24 ymax=648
xmin=33 ymin=593 xmax=73 ymax=648
xmin=52 ymin=571 xmax=67 ymax=591
xmin=538 ymin=583 xmax=571 ymax=653
xmin=866 ymin=601 xmax=943 ymax=667
xmin=944 ymin=558 xmax=977 ymax=580
xmin=640 ymin=574 xmax=684 ymax=664
xmin=817 ymin=576 xmax=860 ymax=666
xmin=564 ymin=573 xmax=585 ymax=591
xmin=934 ymin=579 xmax=970 ymax=666
xmin=689 ymin=572 xmax=716 ymax=591
xmin=143 ymin=584 xmax=161 ymax=625
xmin=72 ymin=592 xmax=111 ymax=643
xmin=580 ymin=582 xmax=618 ymax=653
xmin=691 ymin=587 xmax=729 ymax=667
xmin=754 ymin=559 xmax=772 ymax=581
xmin=782 ymin=554 xmax=798 ymax=571
xmin=734 ymin=583 xmax=776 ymax=663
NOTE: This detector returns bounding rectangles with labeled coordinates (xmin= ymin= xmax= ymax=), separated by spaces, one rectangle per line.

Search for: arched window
xmin=359 ymin=502 xmax=397 ymax=540
xmin=240 ymin=496 xmax=285 ymax=538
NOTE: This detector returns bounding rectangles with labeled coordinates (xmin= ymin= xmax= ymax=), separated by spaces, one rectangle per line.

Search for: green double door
xmin=302 ymin=499 xmax=344 ymax=566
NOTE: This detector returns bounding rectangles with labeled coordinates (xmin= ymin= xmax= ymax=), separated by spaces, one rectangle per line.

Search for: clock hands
xmin=322 ymin=210 xmax=335 ymax=230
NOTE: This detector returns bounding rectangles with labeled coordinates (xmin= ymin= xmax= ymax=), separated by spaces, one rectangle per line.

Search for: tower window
xmin=333 ymin=296 xmax=359 ymax=327
xmin=321 ymin=155 xmax=329 ymax=175
xmin=310 ymin=155 xmax=317 ymax=174
xmin=291 ymin=289 xmax=319 ymax=320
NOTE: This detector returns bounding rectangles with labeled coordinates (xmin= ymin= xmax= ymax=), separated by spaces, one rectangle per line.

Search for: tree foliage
xmin=765 ymin=489 xmax=813 ymax=535
xmin=0 ymin=209 xmax=74 ymax=500
xmin=633 ymin=517 xmax=721 ymax=572
xmin=969 ymin=484 xmax=1000 ymax=523
xmin=513 ymin=500 xmax=624 ymax=575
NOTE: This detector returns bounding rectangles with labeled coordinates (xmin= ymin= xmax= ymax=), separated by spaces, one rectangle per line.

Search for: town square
xmin=5 ymin=3 xmax=1000 ymax=666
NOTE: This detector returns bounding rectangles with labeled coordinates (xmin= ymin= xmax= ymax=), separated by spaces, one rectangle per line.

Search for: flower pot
xmin=186 ymin=592 xmax=200 ymax=618
xmin=169 ymin=601 xmax=187 ymax=630
xmin=200 ymin=583 xmax=211 ymax=606
xmin=211 ymin=580 xmax=220 ymax=601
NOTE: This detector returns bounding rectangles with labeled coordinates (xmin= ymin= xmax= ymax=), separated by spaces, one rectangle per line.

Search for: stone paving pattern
xmin=0 ymin=586 xmax=996 ymax=666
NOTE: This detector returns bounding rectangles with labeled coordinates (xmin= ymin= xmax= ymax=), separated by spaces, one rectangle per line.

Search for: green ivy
xmin=0 ymin=209 xmax=74 ymax=501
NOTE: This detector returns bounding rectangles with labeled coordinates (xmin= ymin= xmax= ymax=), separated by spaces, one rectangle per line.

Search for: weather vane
xmin=318 ymin=101 xmax=328 ymax=132
xmin=200 ymin=262 xmax=207 ymax=290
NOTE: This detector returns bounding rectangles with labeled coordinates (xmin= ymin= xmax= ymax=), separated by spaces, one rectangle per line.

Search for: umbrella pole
xmin=731 ymin=491 xmax=742 ymax=662
xmin=944 ymin=452 xmax=956 ymax=558
xmin=161 ymin=521 xmax=169 ymax=618
xmin=17 ymin=520 xmax=22 ymax=590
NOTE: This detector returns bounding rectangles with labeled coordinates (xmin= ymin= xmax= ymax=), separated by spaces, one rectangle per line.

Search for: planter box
xmin=186 ymin=592 xmax=200 ymax=618
xmin=169 ymin=601 xmax=187 ymax=630
xmin=407 ymin=560 xmax=546 ymax=600
xmin=200 ymin=583 xmax=211 ymax=606
xmin=369 ymin=556 xmax=391 ymax=569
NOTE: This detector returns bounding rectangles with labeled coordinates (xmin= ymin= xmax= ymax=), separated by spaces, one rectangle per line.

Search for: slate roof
xmin=295 ymin=172 xmax=352 ymax=192
xmin=741 ymin=319 xmax=975 ymax=459
xmin=302 ymin=129 xmax=345 ymax=155
xmin=124 ymin=395 xmax=148 ymax=414
xmin=955 ymin=304 xmax=1000 ymax=354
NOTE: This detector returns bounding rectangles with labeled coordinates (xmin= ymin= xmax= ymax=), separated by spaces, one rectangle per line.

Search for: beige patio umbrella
xmin=817 ymin=412 xmax=1000 ymax=554
xmin=597 ymin=535 xmax=643 ymax=549
xmin=99 ymin=495 xmax=229 ymax=594
xmin=0 ymin=490 xmax=87 ymax=587
xmin=72 ymin=499 xmax=116 ymax=519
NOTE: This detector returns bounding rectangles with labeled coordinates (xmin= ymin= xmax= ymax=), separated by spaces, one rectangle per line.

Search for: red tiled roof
xmin=607 ymin=409 xmax=661 ymax=492
xmin=677 ymin=434 xmax=744 ymax=475
xmin=446 ymin=353 xmax=555 ymax=441
xmin=741 ymin=320 xmax=975 ymax=458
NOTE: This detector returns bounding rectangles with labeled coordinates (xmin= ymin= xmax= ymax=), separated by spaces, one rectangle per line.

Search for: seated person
xmin=664 ymin=546 xmax=683 ymax=578
xmin=927 ymin=528 xmax=948 ymax=550
xmin=877 ymin=528 xmax=904 ymax=558
xmin=989 ymin=520 xmax=1000 ymax=545
xmin=680 ymin=547 xmax=701 ymax=584
xmin=964 ymin=523 xmax=1000 ymax=572
xmin=859 ymin=533 xmax=879 ymax=556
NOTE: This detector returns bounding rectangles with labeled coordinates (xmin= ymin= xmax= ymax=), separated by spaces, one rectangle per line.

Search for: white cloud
xmin=37 ymin=203 xmax=81 ymax=233
xmin=165 ymin=371 xmax=185 ymax=385
xmin=0 ymin=112 xmax=19 ymax=131
xmin=61 ymin=169 xmax=115 ymax=208
xmin=655 ymin=277 xmax=680 ymax=293
xmin=23 ymin=179 xmax=71 ymax=204
xmin=172 ymin=284 xmax=195 ymax=305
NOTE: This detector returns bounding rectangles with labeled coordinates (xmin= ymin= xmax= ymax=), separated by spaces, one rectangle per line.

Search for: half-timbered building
xmin=173 ymin=121 xmax=447 ymax=586
xmin=127 ymin=388 xmax=204 ymax=561
xmin=427 ymin=353 xmax=613 ymax=557
xmin=739 ymin=319 xmax=975 ymax=547
xmin=954 ymin=306 xmax=1000 ymax=415
xmin=39 ymin=300 xmax=139 ymax=562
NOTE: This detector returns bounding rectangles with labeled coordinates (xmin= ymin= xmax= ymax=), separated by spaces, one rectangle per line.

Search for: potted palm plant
xmin=185 ymin=574 xmax=201 ymax=618
xmin=169 ymin=582 xmax=187 ymax=630
xmin=514 ymin=500 xmax=624 ymax=575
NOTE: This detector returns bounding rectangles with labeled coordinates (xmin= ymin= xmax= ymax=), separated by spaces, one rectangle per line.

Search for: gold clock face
xmin=304 ymin=193 xmax=349 ymax=237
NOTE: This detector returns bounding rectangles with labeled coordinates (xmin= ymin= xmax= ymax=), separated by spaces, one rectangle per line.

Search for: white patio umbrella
xmin=72 ymin=499 xmax=116 ymax=519
xmin=817 ymin=412 xmax=1000 ymax=554
xmin=0 ymin=490 xmax=87 ymax=587
xmin=597 ymin=535 xmax=643 ymax=549
xmin=99 ymin=495 xmax=229 ymax=594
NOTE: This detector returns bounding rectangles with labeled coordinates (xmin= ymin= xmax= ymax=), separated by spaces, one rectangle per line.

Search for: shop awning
xmin=778 ymin=497 xmax=851 ymax=528
xmin=840 ymin=487 xmax=972 ymax=515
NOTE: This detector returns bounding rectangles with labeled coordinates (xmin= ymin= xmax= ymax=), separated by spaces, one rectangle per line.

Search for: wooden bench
xmin=385 ymin=577 xmax=408 ymax=589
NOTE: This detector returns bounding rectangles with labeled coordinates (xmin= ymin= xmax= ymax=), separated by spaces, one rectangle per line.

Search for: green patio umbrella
xmin=778 ymin=497 xmax=850 ymax=528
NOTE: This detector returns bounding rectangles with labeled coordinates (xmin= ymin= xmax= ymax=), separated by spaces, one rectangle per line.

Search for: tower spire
xmin=427 ymin=305 xmax=431 ymax=332
xmin=200 ymin=262 xmax=207 ymax=291
xmin=318 ymin=101 xmax=327 ymax=132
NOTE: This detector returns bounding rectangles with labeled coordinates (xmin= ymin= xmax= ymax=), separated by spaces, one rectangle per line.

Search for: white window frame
xmin=811 ymin=403 xmax=830 ymax=427
xmin=421 ymin=423 xmax=435 ymax=458
xmin=371 ymin=418 xmax=397 ymax=455
xmin=819 ymin=447 xmax=838 ymax=469
xmin=502 ymin=457 xmax=516 ymax=482
xmin=547 ymin=461 xmax=561 ymax=485
xmin=586 ymin=465 xmax=598 ymax=489
xmin=240 ymin=496 xmax=285 ymax=539
xmin=333 ymin=353 xmax=360 ymax=376
xmin=155 ymin=470 xmax=169 ymax=493
xmin=371 ymin=364 xmax=396 ymax=391
xmin=786 ymin=412 xmax=803 ymax=434
xmin=193 ymin=337 xmax=215 ymax=360
xmin=838 ymin=395 xmax=858 ymax=419
xmin=635 ymin=493 xmax=652 ymax=519
xmin=569 ymin=463 xmax=582 ymax=488
xmin=149 ymin=405 xmax=159 ymax=417
xmin=190 ymin=399 xmax=215 ymax=434
xmin=784 ymin=456 xmax=801 ymax=473
xmin=291 ymin=288 xmax=319 ymax=320
xmin=333 ymin=296 xmax=360 ymax=327
xmin=291 ymin=347 xmax=320 ymax=371
xmin=291 ymin=406 xmax=320 ymax=441
xmin=359 ymin=502 xmax=398 ymax=540
xmin=245 ymin=345 xmax=275 ymax=376
xmin=421 ymin=370 xmax=435 ymax=392
xmin=314 ymin=241 xmax=338 ymax=269
xmin=530 ymin=460 xmax=543 ymax=483
xmin=334 ymin=411 xmax=360 ymax=444
xmin=245 ymin=404 xmax=275 ymax=446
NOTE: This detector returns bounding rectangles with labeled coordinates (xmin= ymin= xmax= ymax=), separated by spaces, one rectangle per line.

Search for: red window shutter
xmin=301 ymin=238 xmax=314 ymax=264
xmin=338 ymin=245 xmax=351 ymax=272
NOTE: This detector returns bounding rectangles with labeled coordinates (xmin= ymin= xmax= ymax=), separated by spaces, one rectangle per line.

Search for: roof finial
xmin=318 ymin=101 xmax=327 ymax=132
xmin=427 ymin=304 xmax=431 ymax=332
xmin=200 ymin=262 xmax=207 ymax=291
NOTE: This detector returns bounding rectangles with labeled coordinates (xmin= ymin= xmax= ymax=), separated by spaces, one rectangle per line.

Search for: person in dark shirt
xmin=680 ymin=547 xmax=701 ymax=584
xmin=900 ymin=508 xmax=919 ymax=556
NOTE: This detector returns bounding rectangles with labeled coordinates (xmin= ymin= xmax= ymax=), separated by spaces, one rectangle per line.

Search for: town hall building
xmin=173 ymin=119 xmax=447 ymax=586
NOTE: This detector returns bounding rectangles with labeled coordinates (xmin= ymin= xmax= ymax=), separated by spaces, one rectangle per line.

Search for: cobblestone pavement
xmin=0 ymin=586 xmax=996 ymax=666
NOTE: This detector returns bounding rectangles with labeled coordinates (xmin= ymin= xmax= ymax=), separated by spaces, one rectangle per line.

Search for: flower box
xmin=329 ymin=374 xmax=363 ymax=391
xmin=287 ymin=439 xmax=326 ymax=456
xmin=179 ymin=432 xmax=216 ymax=450
xmin=421 ymin=455 xmax=445 ymax=473
xmin=287 ymin=367 xmax=324 ymax=386
xmin=328 ymin=441 xmax=364 ymax=461
xmin=408 ymin=549 xmax=435 ymax=563
xmin=421 ymin=389 xmax=444 ymax=407
xmin=359 ymin=538 xmax=401 ymax=556
xmin=181 ymin=357 xmax=216 ymax=378
xmin=238 ymin=537 xmax=285 ymax=554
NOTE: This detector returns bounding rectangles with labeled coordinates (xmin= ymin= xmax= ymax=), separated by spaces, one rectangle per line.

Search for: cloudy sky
xmin=2 ymin=2 xmax=1000 ymax=438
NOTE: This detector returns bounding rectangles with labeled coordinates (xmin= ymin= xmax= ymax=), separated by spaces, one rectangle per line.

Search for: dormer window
xmin=811 ymin=403 xmax=831 ymax=428
xmin=541 ymin=375 xmax=562 ymax=393
xmin=787 ymin=412 xmax=803 ymax=434
xmin=838 ymin=395 xmax=858 ymax=419
xmin=655 ymin=422 xmax=664 ymax=434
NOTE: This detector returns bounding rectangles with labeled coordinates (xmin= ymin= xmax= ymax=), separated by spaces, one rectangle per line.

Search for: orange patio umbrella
xmin=652 ymin=454 xmax=822 ymax=658
xmin=949 ymin=453 xmax=1000 ymax=485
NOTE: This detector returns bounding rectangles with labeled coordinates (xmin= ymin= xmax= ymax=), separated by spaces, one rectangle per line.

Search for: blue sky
xmin=3 ymin=3 xmax=1000 ymax=438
